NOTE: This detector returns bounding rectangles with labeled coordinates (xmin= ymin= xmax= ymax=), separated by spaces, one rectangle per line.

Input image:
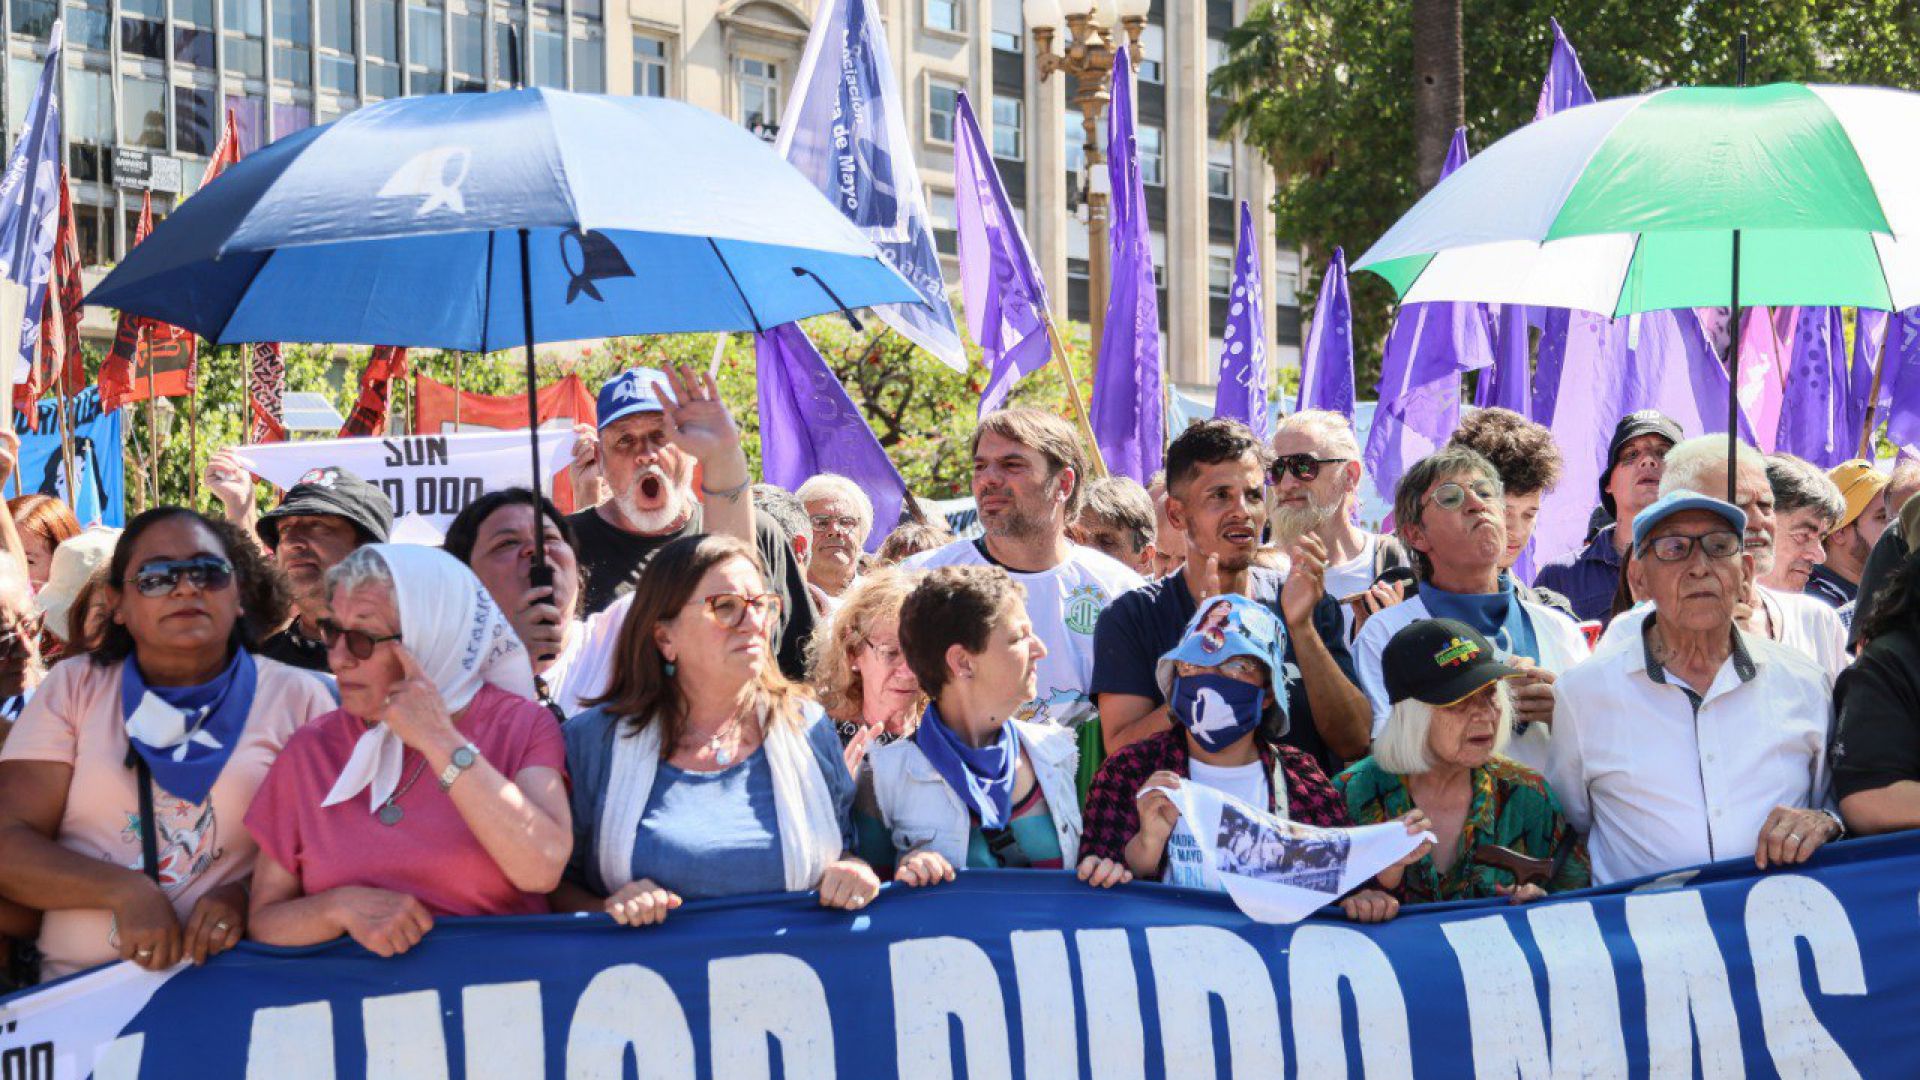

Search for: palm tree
xmin=1410 ymin=0 xmax=1463 ymax=189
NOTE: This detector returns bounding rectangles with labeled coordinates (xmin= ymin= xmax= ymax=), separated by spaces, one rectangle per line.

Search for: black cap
xmin=257 ymin=466 xmax=394 ymax=548
xmin=1599 ymin=410 xmax=1684 ymax=517
xmin=1382 ymin=618 xmax=1522 ymax=707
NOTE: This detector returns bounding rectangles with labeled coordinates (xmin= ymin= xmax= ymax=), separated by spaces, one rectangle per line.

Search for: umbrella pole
xmin=1858 ymin=326 xmax=1890 ymax=460
xmin=1727 ymin=229 xmax=1742 ymax=505
xmin=517 ymin=227 xmax=555 ymax=598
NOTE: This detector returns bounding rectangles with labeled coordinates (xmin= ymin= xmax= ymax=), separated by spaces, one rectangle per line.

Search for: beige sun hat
xmin=35 ymin=527 xmax=121 ymax=644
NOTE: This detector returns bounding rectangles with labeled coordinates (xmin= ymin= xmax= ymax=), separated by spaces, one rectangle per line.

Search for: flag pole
xmin=143 ymin=328 xmax=159 ymax=506
xmin=242 ymin=343 xmax=253 ymax=442
xmin=452 ymin=350 xmax=464 ymax=431
xmin=1858 ymin=322 xmax=1890 ymax=460
xmin=1723 ymin=33 xmax=1747 ymax=506
xmin=1041 ymin=314 xmax=1108 ymax=480
xmin=56 ymin=369 xmax=76 ymax=505
xmin=187 ymin=365 xmax=200 ymax=506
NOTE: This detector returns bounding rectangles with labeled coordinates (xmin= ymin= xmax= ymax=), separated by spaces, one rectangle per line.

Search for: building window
xmin=68 ymin=5 xmax=113 ymax=50
xmin=1150 ymin=230 xmax=1167 ymax=289
xmin=633 ymin=33 xmax=669 ymax=97
xmin=1275 ymin=269 xmax=1300 ymax=302
xmin=1207 ymin=37 xmax=1229 ymax=96
xmin=452 ymin=8 xmax=485 ymax=90
xmin=926 ymin=188 xmax=955 ymax=229
xmin=572 ymin=35 xmax=603 ymax=91
xmin=1137 ymin=23 xmax=1164 ymax=84
xmin=1138 ymin=123 xmax=1164 ymax=186
xmin=534 ymin=25 xmax=564 ymax=87
xmin=122 ymin=76 xmax=169 ymax=149
xmin=991 ymin=0 xmax=1021 ymax=51
xmin=926 ymin=79 xmax=961 ymax=145
xmin=738 ymin=57 xmax=780 ymax=138
xmin=1209 ymin=244 xmax=1234 ymax=297
xmin=173 ymin=84 xmax=218 ymax=154
xmin=991 ymin=95 xmax=1022 ymax=161
xmin=1208 ymin=140 xmax=1233 ymax=199
xmin=924 ymin=0 xmax=959 ymax=33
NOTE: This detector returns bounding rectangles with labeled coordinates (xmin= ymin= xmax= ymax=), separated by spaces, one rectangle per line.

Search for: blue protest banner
xmin=7 ymin=833 xmax=1918 ymax=1077
xmin=7 ymin=386 xmax=123 ymax=525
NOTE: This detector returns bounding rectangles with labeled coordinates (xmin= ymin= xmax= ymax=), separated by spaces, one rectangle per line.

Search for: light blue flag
xmin=0 ymin=21 xmax=64 ymax=376
xmin=775 ymin=0 xmax=962 ymax=370
xmin=1213 ymin=202 xmax=1270 ymax=442
xmin=1090 ymin=62 xmax=1163 ymax=482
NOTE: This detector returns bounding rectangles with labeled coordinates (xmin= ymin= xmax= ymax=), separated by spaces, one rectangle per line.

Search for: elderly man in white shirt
xmin=1353 ymin=446 xmax=1590 ymax=773
xmin=1548 ymin=491 xmax=1840 ymax=886
xmin=1600 ymin=435 xmax=1850 ymax=679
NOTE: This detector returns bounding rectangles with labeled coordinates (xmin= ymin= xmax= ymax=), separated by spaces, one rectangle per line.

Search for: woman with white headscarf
xmin=245 ymin=545 xmax=570 ymax=957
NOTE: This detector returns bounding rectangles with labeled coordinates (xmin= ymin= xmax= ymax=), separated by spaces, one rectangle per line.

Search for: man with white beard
xmin=564 ymin=365 xmax=816 ymax=679
xmin=1268 ymin=410 xmax=1411 ymax=637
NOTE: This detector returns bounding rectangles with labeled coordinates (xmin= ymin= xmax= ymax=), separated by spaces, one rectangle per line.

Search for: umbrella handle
xmin=791 ymin=267 xmax=865 ymax=333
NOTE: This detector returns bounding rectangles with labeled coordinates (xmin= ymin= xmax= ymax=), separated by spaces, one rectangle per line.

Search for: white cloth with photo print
xmin=1155 ymin=780 xmax=1432 ymax=924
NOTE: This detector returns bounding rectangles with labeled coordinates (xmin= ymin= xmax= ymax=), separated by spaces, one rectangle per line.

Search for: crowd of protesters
xmin=0 ymin=357 xmax=1909 ymax=984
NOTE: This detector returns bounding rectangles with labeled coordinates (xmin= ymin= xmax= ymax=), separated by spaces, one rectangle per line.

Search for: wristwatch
xmin=439 ymin=743 xmax=482 ymax=791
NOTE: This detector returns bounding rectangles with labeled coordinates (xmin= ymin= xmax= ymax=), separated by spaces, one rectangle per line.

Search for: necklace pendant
xmin=378 ymin=803 xmax=404 ymax=827
xmin=714 ymin=745 xmax=733 ymax=766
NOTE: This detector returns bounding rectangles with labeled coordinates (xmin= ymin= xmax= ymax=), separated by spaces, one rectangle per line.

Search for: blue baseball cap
xmin=596 ymin=367 xmax=673 ymax=429
xmin=1631 ymin=490 xmax=1747 ymax=551
xmin=1155 ymin=593 xmax=1291 ymax=704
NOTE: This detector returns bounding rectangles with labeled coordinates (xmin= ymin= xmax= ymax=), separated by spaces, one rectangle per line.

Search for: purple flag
xmin=1537 ymin=18 xmax=1596 ymax=118
xmin=1363 ymin=127 xmax=1489 ymax=510
xmin=952 ymin=93 xmax=1053 ymax=416
xmin=1850 ymin=307 xmax=1889 ymax=452
xmin=1213 ymin=202 xmax=1270 ymax=441
xmin=755 ymin=323 xmax=910 ymax=551
xmin=1528 ymin=22 xmax=1597 ymax=427
xmin=1774 ymin=307 xmax=1851 ymax=467
xmin=1477 ymin=304 xmax=1531 ymax=412
xmin=1090 ymin=63 xmax=1164 ymax=482
xmin=1878 ymin=309 xmax=1920 ymax=453
xmin=1296 ymin=247 xmax=1354 ymax=418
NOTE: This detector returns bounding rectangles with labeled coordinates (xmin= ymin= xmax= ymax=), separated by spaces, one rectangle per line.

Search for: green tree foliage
xmin=1213 ymin=0 xmax=1920 ymax=387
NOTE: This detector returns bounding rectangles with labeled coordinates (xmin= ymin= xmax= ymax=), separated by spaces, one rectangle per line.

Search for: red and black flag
xmin=98 ymin=193 xmax=197 ymax=413
xmin=25 ymin=169 xmax=87 ymax=419
xmin=339 ymin=346 xmax=409 ymax=438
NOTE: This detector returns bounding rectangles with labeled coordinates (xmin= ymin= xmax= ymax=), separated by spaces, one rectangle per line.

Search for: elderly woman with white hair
xmin=1335 ymin=618 xmax=1588 ymax=904
xmin=798 ymin=474 xmax=875 ymax=610
xmin=245 ymin=545 xmax=572 ymax=957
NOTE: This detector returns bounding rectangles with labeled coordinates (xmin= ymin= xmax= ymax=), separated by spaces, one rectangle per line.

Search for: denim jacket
xmin=863 ymin=719 xmax=1083 ymax=869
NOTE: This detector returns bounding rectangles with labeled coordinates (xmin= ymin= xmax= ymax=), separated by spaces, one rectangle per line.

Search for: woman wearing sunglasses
xmin=0 ymin=508 xmax=334 ymax=978
xmin=244 ymin=545 xmax=571 ymax=957
xmin=556 ymin=533 xmax=878 ymax=926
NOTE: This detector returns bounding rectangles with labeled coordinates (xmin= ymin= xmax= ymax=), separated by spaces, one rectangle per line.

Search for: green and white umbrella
xmin=1354 ymin=83 xmax=1920 ymax=316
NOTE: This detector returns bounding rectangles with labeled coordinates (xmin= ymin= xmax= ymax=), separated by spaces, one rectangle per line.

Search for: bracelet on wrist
xmin=701 ymin=475 xmax=750 ymax=500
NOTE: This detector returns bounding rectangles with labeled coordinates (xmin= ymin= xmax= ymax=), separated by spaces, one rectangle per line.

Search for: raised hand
xmin=655 ymin=364 xmax=744 ymax=466
xmin=377 ymin=644 xmax=458 ymax=754
xmin=1279 ymin=534 xmax=1328 ymax=629
xmin=205 ymin=449 xmax=257 ymax=521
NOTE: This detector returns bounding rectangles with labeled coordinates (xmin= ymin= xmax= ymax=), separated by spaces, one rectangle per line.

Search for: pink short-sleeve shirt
xmin=0 ymin=655 xmax=334 ymax=978
xmin=245 ymin=683 xmax=567 ymax=917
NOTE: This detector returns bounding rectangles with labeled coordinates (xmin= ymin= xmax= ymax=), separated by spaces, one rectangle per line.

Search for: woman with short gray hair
xmin=1336 ymin=618 xmax=1588 ymax=905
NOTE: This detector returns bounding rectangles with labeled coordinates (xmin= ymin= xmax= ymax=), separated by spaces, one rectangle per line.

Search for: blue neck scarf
xmin=122 ymin=649 xmax=258 ymax=805
xmin=1421 ymin=574 xmax=1539 ymax=662
xmin=911 ymin=703 xmax=1019 ymax=829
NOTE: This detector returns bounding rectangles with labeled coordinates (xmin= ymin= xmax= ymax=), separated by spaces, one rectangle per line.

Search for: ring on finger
xmin=1788 ymin=833 xmax=1801 ymax=843
xmin=136 ymin=947 xmax=153 ymax=959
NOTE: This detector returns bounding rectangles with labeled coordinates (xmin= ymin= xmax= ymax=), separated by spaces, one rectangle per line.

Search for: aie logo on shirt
xmin=1064 ymin=583 xmax=1108 ymax=636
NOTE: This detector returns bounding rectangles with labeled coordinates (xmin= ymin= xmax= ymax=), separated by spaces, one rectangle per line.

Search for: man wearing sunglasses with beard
xmin=1267 ymin=411 xmax=1412 ymax=638
xmin=1352 ymin=447 xmax=1592 ymax=774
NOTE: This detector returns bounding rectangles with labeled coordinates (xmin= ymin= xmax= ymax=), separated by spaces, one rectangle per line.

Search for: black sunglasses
xmin=1269 ymin=454 xmax=1350 ymax=484
xmin=127 ymin=556 xmax=234 ymax=598
xmin=317 ymin=619 xmax=403 ymax=660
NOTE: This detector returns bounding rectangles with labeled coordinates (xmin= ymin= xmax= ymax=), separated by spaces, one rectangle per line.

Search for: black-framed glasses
xmin=704 ymin=592 xmax=784 ymax=629
xmin=0 ymin=613 xmax=41 ymax=658
xmin=318 ymin=619 xmax=403 ymax=660
xmin=1424 ymin=480 xmax=1503 ymax=512
xmin=127 ymin=557 xmax=234 ymax=598
xmin=1269 ymin=454 xmax=1350 ymax=484
xmin=1638 ymin=530 xmax=1744 ymax=563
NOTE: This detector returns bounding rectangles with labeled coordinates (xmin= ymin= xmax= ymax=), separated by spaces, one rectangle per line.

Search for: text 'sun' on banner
xmin=8 ymin=832 xmax=1920 ymax=1077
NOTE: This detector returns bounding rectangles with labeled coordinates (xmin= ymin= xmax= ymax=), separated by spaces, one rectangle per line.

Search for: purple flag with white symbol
xmin=755 ymin=323 xmax=910 ymax=551
xmin=1090 ymin=63 xmax=1163 ymax=482
xmin=952 ymin=93 xmax=1054 ymax=416
xmin=0 ymin=21 xmax=64 ymax=378
xmin=1213 ymin=202 xmax=1270 ymax=441
xmin=1296 ymin=247 xmax=1354 ymax=419
xmin=1363 ymin=127 xmax=1489 ymax=512
xmin=1775 ymin=307 xmax=1851 ymax=467
xmin=775 ymin=0 xmax=962 ymax=370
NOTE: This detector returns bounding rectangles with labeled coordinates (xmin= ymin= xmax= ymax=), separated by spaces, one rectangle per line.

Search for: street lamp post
xmin=1025 ymin=0 xmax=1147 ymax=363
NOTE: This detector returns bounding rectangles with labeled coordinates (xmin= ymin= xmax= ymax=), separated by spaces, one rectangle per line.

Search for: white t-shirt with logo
xmin=1323 ymin=533 xmax=1381 ymax=640
xmin=1165 ymin=761 xmax=1270 ymax=891
xmin=906 ymin=540 xmax=1145 ymax=728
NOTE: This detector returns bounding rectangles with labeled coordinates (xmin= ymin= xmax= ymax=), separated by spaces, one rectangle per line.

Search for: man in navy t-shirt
xmin=1090 ymin=420 xmax=1370 ymax=776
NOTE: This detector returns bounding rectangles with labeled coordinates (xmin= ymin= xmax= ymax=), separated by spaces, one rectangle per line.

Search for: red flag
xmin=98 ymin=194 xmax=197 ymax=413
xmin=247 ymin=341 xmax=287 ymax=442
xmin=339 ymin=346 xmax=409 ymax=437
xmin=200 ymin=107 xmax=243 ymax=189
xmin=23 ymin=169 xmax=86 ymax=419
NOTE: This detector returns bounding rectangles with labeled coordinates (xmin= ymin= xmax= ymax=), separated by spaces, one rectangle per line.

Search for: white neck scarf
xmin=322 ymin=544 xmax=536 ymax=813
xmin=596 ymin=706 xmax=842 ymax=893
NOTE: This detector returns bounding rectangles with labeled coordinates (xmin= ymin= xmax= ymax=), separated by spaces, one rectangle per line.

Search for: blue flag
xmin=1295 ymin=247 xmax=1354 ymax=419
xmin=8 ymin=386 xmax=123 ymax=525
xmin=0 ymin=21 xmax=64 ymax=377
xmin=1213 ymin=202 xmax=1270 ymax=441
xmin=952 ymin=93 xmax=1053 ymax=416
xmin=1089 ymin=63 xmax=1163 ymax=482
xmin=775 ymin=0 xmax=962 ymax=370
xmin=754 ymin=323 xmax=909 ymax=550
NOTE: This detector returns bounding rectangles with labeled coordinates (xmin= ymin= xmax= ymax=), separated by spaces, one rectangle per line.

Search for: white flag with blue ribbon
xmin=0 ymin=20 xmax=64 ymax=381
xmin=775 ymin=0 xmax=964 ymax=371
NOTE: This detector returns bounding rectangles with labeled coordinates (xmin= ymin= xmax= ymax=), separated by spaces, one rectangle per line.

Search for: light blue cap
xmin=1631 ymin=490 xmax=1748 ymax=551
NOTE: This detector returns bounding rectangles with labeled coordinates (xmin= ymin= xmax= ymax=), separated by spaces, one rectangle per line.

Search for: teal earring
xmin=663 ymin=658 xmax=677 ymax=677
